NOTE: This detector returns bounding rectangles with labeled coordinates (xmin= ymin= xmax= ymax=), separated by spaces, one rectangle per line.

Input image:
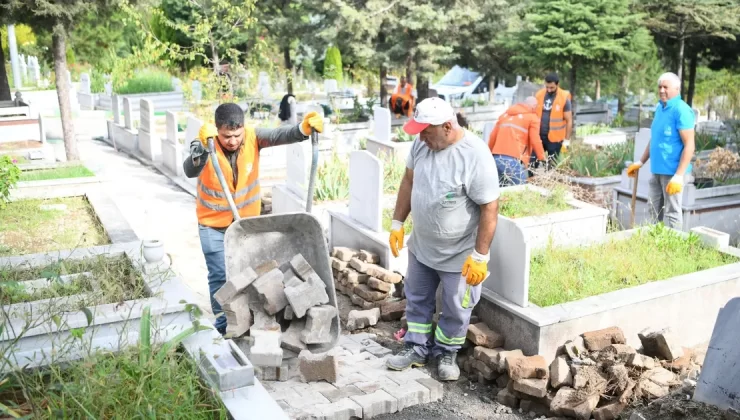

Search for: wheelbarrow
xmin=206 ymin=129 xmax=339 ymax=353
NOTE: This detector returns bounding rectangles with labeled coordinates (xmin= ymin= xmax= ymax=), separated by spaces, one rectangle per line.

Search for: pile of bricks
xmin=329 ymin=247 xmax=407 ymax=329
xmin=458 ymin=324 xmax=704 ymax=419
xmin=214 ymin=253 xmax=340 ymax=382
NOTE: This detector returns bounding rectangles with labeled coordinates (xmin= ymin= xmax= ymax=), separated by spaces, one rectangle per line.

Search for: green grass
xmin=0 ymin=196 xmax=109 ymax=256
xmin=19 ymin=165 xmax=95 ymax=182
xmin=499 ymin=186 xmax=571 ymax=218
xmin=576 ymin=123 xmax=611 ymax=137
xmin=556 ymin=140 xmax=634 ymax=178
xmin=1 ymin=349 xmax=226 ymax=418
xmin=0 ymin=254 xmax=147 ymax=305
xmin=382 ymin=208 xmax=413 ymax=233
xmin=8 ymin=155 xmax=27 ymax=164
xmin=116 ymin=69 xmax=174 ymax=95
xmin=695 ymin=132 xmax=727 ymax=152
xmin=529 ymin=224 xmax=739 ymax=307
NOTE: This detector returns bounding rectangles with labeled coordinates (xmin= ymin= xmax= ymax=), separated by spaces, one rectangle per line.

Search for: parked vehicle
xmin=431 ymin=66 xmax=490 ymax=103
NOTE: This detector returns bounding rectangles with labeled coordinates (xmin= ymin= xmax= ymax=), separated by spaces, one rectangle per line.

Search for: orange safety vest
xmin=393 ymin=83 xmax=414 ymax=98
xmin=535 ymin=87 xmax=571 ymax=143
xmin=488 ymin=103 xmax=545 ymax=166
xmin=196 ymin=128 xmax=261 ymax=228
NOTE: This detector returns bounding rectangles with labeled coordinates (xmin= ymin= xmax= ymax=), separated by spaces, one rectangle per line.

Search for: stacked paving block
xmin=330 ymin=247 xmax=407 ymax=328
xmin=214 ymin=252 xmax=338 ymax=382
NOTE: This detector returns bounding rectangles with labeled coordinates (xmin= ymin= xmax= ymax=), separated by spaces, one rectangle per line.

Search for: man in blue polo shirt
xmin=627 ymin=72 xmax=695 ymax=229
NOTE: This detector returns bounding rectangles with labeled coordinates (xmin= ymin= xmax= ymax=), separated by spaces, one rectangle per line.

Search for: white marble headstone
xmin=192 ymin=80 xmax=202 ymax=103
xmin=324 ymin=79 xmax=338 ymax=94
xmin=349 ymin=151 xmax=383 ymax=232
xmin=482 ymin=121 xmax=495 ymax=144
xmin=172 ymin=77 xmax=182 ymax=92
xmin=484 ymin=217 xmax=530 ymax=307
xmin=286 ymin=142 xmax=311 ymax=200
xmin=185 ymin=116 xmax=203 ymax=146
xmin=372 ymin=106 xmax=391 ymax=143
xmin=80 ymin=73 xmax=91 ymax=95
xmin=123 ymin=97 xmax=133 ymax=129
xmin=140 ymin=99 xmax=153 ymax=133
xmin=166 ymin=111 xmax=177 ymax=144
xmin=112 ymin=95 xmax=121 ymax=125
xmin=634 ymin=128 xmax=652 ymax=195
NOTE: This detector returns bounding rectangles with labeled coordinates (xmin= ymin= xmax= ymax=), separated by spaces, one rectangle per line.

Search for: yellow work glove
xmin=198 ymin=122 xmax=218 ymax=146
xmin=300 ymin=111 xmax=323 ymax=135
xmin=462 ymin=249 xmax=488 ymax=286
xmin=389 ymin=220 xmax=405 ymax=258
xmin=666 ymin=175 xmax=683 ymax=195
xmin=626 ymin=161 xmax=642 ymax=178
xmin=561 ymin=143 xmax=567 ymax=154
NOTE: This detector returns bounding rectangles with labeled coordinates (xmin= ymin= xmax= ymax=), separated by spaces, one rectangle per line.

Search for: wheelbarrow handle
xmin=305 ymin=129 xmax=320 ymax=213
xmin=207 ymin=137 xmax=240 ymax=221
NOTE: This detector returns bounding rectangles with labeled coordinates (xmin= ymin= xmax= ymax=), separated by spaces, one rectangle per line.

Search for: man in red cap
xmin=385 ymin=97 xmax=501 ymax=381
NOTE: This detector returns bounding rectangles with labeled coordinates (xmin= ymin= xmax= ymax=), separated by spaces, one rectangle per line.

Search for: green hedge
xmin=116 ymin=69 xmax=174 ymax=95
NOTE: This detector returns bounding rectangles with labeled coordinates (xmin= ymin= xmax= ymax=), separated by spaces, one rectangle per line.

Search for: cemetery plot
xmin=18 ymin=165 xmax=94 ymax=182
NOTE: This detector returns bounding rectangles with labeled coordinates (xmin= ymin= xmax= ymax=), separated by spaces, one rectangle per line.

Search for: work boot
xmin=437 ymin=350 xmax=460 ymax=381
xmin=386 ymin=344 xmax=428 ymax=371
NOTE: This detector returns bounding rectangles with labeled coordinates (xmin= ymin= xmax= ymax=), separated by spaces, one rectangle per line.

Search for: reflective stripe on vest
xmin=499 ymin=122 xmax=528 ymax=134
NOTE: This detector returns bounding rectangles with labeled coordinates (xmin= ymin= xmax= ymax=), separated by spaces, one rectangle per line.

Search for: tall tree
xmin=505 ymin=0 xmax=641 ymax=118
xmin=0 ymin=0 xmax=122 ymax=161
xmin=637 ymin=0 xmax=740 ymax=82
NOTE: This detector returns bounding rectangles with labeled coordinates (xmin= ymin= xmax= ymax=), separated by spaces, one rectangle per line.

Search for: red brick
xmin=507 ymin=355 xmax=548 ymax=380
xmin=467 ymin=323 xmax=505 ymax=349
xmin=380 ymin=299 xmax=406 ymax=321
xmin=582 ymin=326 xmax=626 ymax=351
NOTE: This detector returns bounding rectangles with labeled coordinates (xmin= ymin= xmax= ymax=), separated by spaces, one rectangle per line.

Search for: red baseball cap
xmin=403 ymin=97 xmax=456 ymax=135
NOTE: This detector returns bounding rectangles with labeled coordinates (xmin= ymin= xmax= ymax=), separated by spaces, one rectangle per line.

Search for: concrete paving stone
xmin=383 ymin=366 xmax=432 ymax=385
xmin=346 ymin=269 xmax=369 ymax=285
xmin=299 ymin=350 xmax=339 ymax=383
xmin=473 ymin=359 xmax=498 ymax=381
xmin=252 ymin=268 xmax=289 ymax=315
xmin=593 ymin=401 xmax=628 ymax=420
xmin=512 ymin=378 xmax=548 ymax=398
xmin=367 ymin=277 xmax=391 ymax=293
xmin=331 ymin=247 xmax=358 ymax=262
xmin=351 ymin=293 xmax=381 ymax=309
xmin=354 ymin=376 xmax=397 ymax=395
xmin=284 ymin=304 xmax=294 ymax=320
xmin=345 ymin=332 xmax=378 ymax=343
xmin=253 ymin=309 xmax=281 ymax=331
xmin=251 ymin=329 xmax=283 ymax=367
xmin=638 ymin=327 xmax=684 ymax=361
xmin=320 ymin=385 xmax=365 ymax=403
xmin=290 ymin=253 xmax=322 ymax=283
xmin=270 ymin=386 xmax=301 ymax=401
xmin=496 ymin=349 xmax=525 ymax=373
xmin=353 ymin=284 xmax=388 ymax=302
xmin=305 ymin=397 xmax=364 ymax=420
xmin=358 ymin=250 xmax=380 ymax=264
xmin=284 ymin=274 xmax=330 ymax=318
xmin=350 ymin=390 xmax=398 ymax=419
xmin=415 ymin=377 xmax=444 ymax=402
xmin=331 ymin=257 xmax=349 ymax=272
xmin=627 ymin=353 xmax=656 ymax=369
xmin=550 ymin=355 xmax=574 ymax=388
xmin=287 ymin=389 xmax=332 ymax=410
xmin=364 ymin=346 xmax=392 ymax=358
xmin=214 ymin=267 xmax=258 ymax=305
xmin=380 ymin=299 xmax=406 ymax=321
xmin=301 ymin=305 xmax=337 ymax=344
xmin=282 ymin=319 xmax=308 ymax=353
xmin=364 ymin=265 xmax=402 ymax=284
xmin=255 ymin=260 xmax=279 ymax=276
xmin=284 ymin=271 xmax=303 ymax=288
xmin=349 ymin=257 xmax=370 ymax=273
xmin=299 ymin=381 xmax=340 ymax=394
xmin=332 ymin=371 xmax=370 ymax=387
xmin=474 ymin=346 xmax=503 ymax=368
xmin=551 ymin=387 xmax=599 ymax=419
xmin=381 ymin=377 xmax=431 ymax=410
xmin=346 ymin=308 xmax=381 ymax=332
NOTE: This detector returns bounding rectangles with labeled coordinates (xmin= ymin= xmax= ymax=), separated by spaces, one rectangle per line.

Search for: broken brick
xmin=627 ymin=353 xmax=656 ymax=369
xmin=512 ymin=378 xmax=548 ymax=398
xmin=472 ymin=360 xmax=498 ymax=381
xmin=365 ymin=265 xmax=403 ymax=284
xmin=367 ymin=277 xmax=391 ymax=293
xmin=507 ymin=355 xmax=548 ymax=381
xmin=346 ymin=308 xmax=380 ymax=331
xmin=349 ymin=257 xmax=370 ymax=273
xmin=346 ymin=270 xmax=369 ymax=285
xmin=495 ymin=388 xmax=519 ymax=408
xmin=551 ymin=387 xmax=599 ymax=420
xmin=252 ymin=268 xmax=289 ymax=315
xmin=473 ymin=346 xmax=502 ymax=369
xmin=380 ymin=299 xmax=406 ymax=321
xmin=467 ymin=323 xmax=505 ymax=349
xmin=638 ymin=327 xmax=684 ymax=361
xmin=301 ymin=305 xmax=337 ymax=344
xmin=495 ymin=350 xmax=524 ymax=373
xmin=661 ymin=348 xmax=694 ymax=372
xmin=550 ymin=355 xmax=573 ymax=389
xmin=358 ymin=250 xmax=380 ymax=264
xmin=299 ymin=349 xmax=338 ymax=383
xmin=582 ymin=326 xmax=626 ymax=351
xmin=603 ymin=344 xmax=637 ymax=362
xmin=331 ymin=257 xmax=349 ymax=271
xmin=353 ymin=284 xmax=388 ymax=302
xmin=282 ymin=319 xmax=308 ymax=353
xmin=351 ymin=294 xmax=380 ymax=310
xmin=593 ymin=401 xmax=627 ymax=420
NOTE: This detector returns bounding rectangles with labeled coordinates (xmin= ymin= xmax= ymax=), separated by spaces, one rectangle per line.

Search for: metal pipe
xmin=305 ymin=129 xmax=319 ymax=213
xmin=207 ymin=137 xmax=240 ymax=221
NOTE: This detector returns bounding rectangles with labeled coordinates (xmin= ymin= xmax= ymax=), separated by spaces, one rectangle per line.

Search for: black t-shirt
xmin=540 ymin=90 xmax=572 ymax=138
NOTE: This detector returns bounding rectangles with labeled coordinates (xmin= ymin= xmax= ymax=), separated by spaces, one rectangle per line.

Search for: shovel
xmin=630 ymin=169 xmax=639 ymax=228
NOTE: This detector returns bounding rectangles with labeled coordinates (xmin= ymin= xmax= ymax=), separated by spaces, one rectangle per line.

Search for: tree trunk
xmin=405 ymin=54 xmax=413 ymax=85
xmin=488 ymin=76 xmax=496 ymax=103
xmin=569 ymin=65 xmax=577 ymax=128
xmin=210 ymin=36 xmax=220 ymax=74
xmin=416 ymin=72 xmax=429 ymax=103
xmin=677 ymin=20 xmax=686 ymax=81
xmin=380 ymin=65 xmax=388 ymax=107
xmin=687 ymin=49 xmax=698 ymax=106
xmin=595 ymin=79 xmax=601 ymax=101
xmin=52 ymin=27 xmax=79 ymax=161
xmin=0 ymin=35 xmax=10 ymax=101
xmin=283 ymin=46 xmax=293 ymax=94
xmin=617 ymin=74 xmax=628 ymax=115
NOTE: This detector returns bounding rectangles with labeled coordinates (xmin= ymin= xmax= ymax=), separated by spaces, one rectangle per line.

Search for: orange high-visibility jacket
xmin=488 ymin=103 xmax=545 ymax=166
xmin=535 ymin=87 xmax=571 ymax=143
xmin=196 ymin=129 xmax=261 ymax=228
xmin=392 ymin=83 xmax=414 ymax=101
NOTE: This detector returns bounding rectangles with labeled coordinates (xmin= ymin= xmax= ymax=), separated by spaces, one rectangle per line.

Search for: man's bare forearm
xmin=475 ymin=200 xmax=499 ymax=255
xmin=639 ymin=141 xmax=651 ymax=164
xmin=676 ymin=130 xmax=695 ymax=176
xmin=393 ymin=169 xmax=413 ymax=223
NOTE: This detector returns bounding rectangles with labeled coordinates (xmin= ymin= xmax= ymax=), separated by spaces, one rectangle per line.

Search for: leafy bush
xmin=556 ymin=140 xmax=633 ymax=177
xmin=393 ymin=127 xmax=415 ymax=143
xmin=315 ymin=153 xmax=350 ymax=202
xmin=0 ymin=156 xmax=21 ymax=209
xmin=323 ymin=46 xmax=343 ymax=82
xmin=576 ymin=123 xmax=611 ymax=137
xmin=116 ymin=69 xmax=173 ymax=95
xmin=695 ymin=132 xmax=727 ymax=151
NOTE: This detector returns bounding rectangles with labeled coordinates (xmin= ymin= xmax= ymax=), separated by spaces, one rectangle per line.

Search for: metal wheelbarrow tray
xmin=223 ymin=212 xmax=340 ymax=353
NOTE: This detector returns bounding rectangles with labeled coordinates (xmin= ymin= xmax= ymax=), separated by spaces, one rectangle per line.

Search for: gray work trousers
xmin=404 ymin=251 xmax=481 ymax=357
xmin=648 ymin=174 xmax=683 ymax=230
